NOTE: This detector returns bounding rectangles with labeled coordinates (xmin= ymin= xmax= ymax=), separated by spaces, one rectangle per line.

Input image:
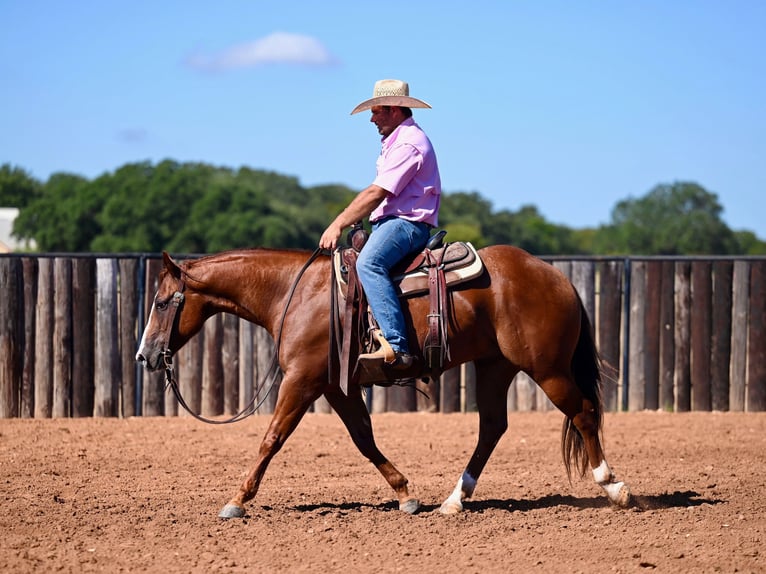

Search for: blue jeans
xmin=356 ymin=217 xmax=431 ymax=353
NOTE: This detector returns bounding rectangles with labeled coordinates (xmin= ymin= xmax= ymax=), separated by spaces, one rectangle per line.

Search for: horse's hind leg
xmin=324 ymin=390 xmax=420 ymax=514
xmin=440 ymin=358 xmax=514 ymax=514
xmin=537 ymin=372 xmax=631 ymax=508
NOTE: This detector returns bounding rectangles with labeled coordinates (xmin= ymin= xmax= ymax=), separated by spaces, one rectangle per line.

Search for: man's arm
xmin=319 ymin=184 xmax=388 ymax=249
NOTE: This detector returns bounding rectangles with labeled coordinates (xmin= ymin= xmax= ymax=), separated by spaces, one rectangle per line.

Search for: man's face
xmin=370 ymin=106 xmax=402 ymax=138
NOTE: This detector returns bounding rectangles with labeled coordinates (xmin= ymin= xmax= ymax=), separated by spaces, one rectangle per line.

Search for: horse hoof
xmin=615 ymin=484 xmax=632 ymax=508
xmin=439 ymin=500 xmax=463 ymax=515
xmin=218 ymin=503 xmax=246 ymax=519
xmin=399 ymin=498 xmax=420 ymax=514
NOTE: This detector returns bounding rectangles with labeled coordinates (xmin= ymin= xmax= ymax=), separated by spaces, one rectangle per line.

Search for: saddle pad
xmin=333 ymin=242 xmax=484 ymax=299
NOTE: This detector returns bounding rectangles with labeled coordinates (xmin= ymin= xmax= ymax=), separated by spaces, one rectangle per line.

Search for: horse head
xmin=135 ymin=251 xmax=209 ymax=371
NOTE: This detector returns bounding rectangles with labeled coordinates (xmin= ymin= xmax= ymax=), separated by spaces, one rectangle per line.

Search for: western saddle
xmin=330 ymin=223 xmax=484 ymax=393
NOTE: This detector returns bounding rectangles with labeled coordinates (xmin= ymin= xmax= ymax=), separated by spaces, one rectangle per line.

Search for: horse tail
xmin=561 ymin=295 xmax=604 ymax=482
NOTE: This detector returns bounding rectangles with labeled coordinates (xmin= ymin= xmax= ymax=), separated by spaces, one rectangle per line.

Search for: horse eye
xmin=156 ymin=301 xmax=168 ymax=311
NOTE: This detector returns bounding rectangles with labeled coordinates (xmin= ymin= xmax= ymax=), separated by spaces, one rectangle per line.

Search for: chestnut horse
xmin=136 ymin=245 xmax=631 ymax=518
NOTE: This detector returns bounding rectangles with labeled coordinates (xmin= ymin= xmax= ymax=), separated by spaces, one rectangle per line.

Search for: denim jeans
xmin=356 ymin=217 xmax=431 ymax=353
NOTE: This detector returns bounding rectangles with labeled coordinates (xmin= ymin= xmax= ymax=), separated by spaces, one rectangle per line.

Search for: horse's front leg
xmin=324 ymin=389 xmax=420 ymax=514
xmin=218 ymin=377 xmax=318 ymax=519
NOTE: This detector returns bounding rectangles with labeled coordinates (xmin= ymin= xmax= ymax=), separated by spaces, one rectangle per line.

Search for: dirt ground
xmin=1 ymin=410 xmax=764 ymax=573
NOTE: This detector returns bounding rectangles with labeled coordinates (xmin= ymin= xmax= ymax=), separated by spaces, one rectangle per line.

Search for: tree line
xmin=1 ymin=161 xmax=764 ymax=255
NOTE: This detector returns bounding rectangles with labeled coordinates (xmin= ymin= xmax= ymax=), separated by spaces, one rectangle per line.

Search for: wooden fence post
xmin=72 ymin=258 xmax=95 ymax=417
xmin=34 ymin=258 xmax=53 ymax=418
xmin=597 ymin=260 xmax=623 ymax=412
xmin=94 ymin=259 xmax=120 ymax=417
xmin=222 ymin=313 xmax=239 ymax=415
xmin=747 ymin=261 xmax=766 ymax=411
xmin=628 ymin=261 xmax=647 ymax=411
xmin=674 ymin=261 xmax=692 ymax=412
xmin=142 ymin=258 xmax=165 ymax=416
xmin=691 ymin=261 xmax=713 ymax=411
xmin=202 ymin=315 xmax=224 ymax=416
xmin=440 ymin=366 xmax=461 ymax=413
xmin=386 ymin=384 xmax=416 ymax=413
xmin=0 ymin=257 xmax=23 ymax=417
xmin=52 ymin=258 xmax=72 ymax=418
xmin=177 ymin=330 xmax=203 ymax=416
xmin=118 ymin=258 xmax=138 ymax=417
xmin=254 ymin=327 xmax=278 ymax=414
xmin=711 ymin=261 xmax=733 ymax=411
xmin=658 ymin=261 xmax=676 ymax=412
xmin=643 ymin=261 xmax=661 ymax=410
xmin=21 ymin=258 xmax=38 ymax=418
xmin=729 ymin=261 xmax=749 ymax=411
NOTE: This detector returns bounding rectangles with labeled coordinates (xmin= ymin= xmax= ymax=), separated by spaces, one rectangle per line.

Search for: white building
xmin=0 ymin=207 xmax=35 ymax=252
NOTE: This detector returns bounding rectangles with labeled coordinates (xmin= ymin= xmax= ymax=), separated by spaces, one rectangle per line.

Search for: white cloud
xmin=186 ymin=32 xmax=337 ymax=72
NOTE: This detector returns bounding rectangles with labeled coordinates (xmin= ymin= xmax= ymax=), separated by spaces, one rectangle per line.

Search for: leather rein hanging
xmin=159 ymin=248 xmax=324 ymax=424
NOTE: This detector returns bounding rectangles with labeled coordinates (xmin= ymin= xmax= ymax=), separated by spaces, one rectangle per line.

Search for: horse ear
xmin=162 ymin=251 xmax=182 ymax=279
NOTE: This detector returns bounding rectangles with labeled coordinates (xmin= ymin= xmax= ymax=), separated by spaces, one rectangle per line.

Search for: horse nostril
xmin=136 ymin=353 xmax=146 ymax=364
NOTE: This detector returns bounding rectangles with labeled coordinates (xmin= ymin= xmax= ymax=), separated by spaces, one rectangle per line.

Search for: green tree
xmin=0 ymin=164 xmax=42 ymax=208
xmin=13 ymin=173 xmax=100 ymax=251
xmin=593 ymin=182 xmax=739 ymax=255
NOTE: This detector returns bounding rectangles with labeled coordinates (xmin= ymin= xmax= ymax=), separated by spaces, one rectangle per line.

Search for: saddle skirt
xmin=333 ymin=241 xmax=484 ymax=300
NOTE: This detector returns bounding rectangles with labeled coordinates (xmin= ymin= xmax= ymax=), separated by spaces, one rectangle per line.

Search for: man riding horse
xmin=319 ymin=79 xmax=441 ymax=375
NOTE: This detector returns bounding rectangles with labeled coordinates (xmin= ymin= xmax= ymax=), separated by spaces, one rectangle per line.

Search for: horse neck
xmin=187 ymin=249 xmax=314 ymax=334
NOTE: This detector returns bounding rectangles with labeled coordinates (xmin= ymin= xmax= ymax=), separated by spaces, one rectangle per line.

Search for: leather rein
xmin=159 ymin=248 xmax=325 ymax=424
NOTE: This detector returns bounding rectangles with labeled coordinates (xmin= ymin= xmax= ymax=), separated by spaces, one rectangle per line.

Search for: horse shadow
xmin=287 ymin=490 xmax=723 ymax=514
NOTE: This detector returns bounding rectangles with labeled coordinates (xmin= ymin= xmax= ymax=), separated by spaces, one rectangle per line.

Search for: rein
xmin=160 ymin=248 xmax=325 ymax=424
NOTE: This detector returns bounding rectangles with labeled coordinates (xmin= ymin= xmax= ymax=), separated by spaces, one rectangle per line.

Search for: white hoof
xmin=613 ymin=483 xmax=631 ymax=508
xmin=399 ymin=498 xmax=421 ymax=514
xmin=218 ymin=503 xmax=246 ymax=519
xmin=439 ymin=500 xmax=463 ymax=515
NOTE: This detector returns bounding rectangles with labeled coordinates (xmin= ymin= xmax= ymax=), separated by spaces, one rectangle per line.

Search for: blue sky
xmin=2 ymin=1 xmax=764 ymax=238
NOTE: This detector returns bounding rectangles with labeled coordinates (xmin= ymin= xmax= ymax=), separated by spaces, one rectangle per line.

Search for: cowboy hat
xmin=350 ymin=79 xmax=431 ymax=115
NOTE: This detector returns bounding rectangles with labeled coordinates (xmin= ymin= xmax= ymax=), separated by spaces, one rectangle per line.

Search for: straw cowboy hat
xmin=351 ymin=79 xmax=431 ymax=115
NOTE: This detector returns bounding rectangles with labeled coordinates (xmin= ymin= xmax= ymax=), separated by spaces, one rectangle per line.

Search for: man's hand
xmin=319 ymin=222 xmax=344 ymax=250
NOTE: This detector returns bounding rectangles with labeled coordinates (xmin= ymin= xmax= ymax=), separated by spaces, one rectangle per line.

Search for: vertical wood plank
xmin=142 ymin=258 xmax=165 ymax=416
xmin=746 ymin=261 xmax=766 ymax=411
xmin=729 ymin=261 xmax=749 ymax=411
xmin=202 ymin=316 xmax=224 ymax=417
xmin=222 ymin=313 xmax=240 ymax=415
xmin=0 ymin=258 xmax=23 ymax=417
xmin=596 ymin=260 xmax=622 ymax=412
xmin=177 ymin=331 xmax=203 ymax=417
xmin=52 ymin=258 xmax=72 ymax=418
xmin=118 ymin=258 xmax=138 ymax=417
xmin=514 ymin=372 xmax=537 ymax=412
xmin=691 ymin=261 xmax=712 ymax=411
xmin=674 ymin=262 xmax=692 ymax=412
xmin=658 ymin=261 xmax=676 ymax=412
xmin=711 ymin=261 xmax=733 ymax=411
xmin=386 ymin=384 xmax=416 ymax=412
xmin=20 ymin=258 xmax=38 ymax=418
xmin=238 ymin=319 xmax=254 ymax=412
xmin=628 ymin=261 xmax=646 ymax=411
xmin=71 ymin=258 xmax=95 ymax=417
xmin=643 ymin=261 xmax=661 ymax=410
xmin=440 ymin=366 xmax=461 ymax=413
xmin=416 ymin=375 xmax=439 ymax=412
xmin=34 ymin=258 xmax=54 ymax=418
xmin=94 ymin=259 xmax=120 ymax=417
xmin=254 ymin=326 xmax=278 ymax=414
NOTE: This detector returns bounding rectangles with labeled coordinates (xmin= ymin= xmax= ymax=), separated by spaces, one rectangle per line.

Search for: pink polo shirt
xmin=370 ymin=117 xmax=441 ymax=227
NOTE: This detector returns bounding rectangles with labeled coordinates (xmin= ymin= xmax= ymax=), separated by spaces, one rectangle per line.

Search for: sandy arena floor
xmin=1 ymin=411 xmax=764 ymax=573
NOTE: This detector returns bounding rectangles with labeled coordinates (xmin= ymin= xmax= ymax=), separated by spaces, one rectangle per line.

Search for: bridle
xmin=158 ymin=248 xmax=324 ymax=424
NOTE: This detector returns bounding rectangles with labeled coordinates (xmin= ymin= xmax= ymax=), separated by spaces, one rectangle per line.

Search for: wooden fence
xmin=1 ymin=254 xmax=764 ymax=418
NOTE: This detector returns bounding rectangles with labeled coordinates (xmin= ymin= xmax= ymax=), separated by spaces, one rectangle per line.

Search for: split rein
xmin=160 ymin=248 xmax=325 ymax=424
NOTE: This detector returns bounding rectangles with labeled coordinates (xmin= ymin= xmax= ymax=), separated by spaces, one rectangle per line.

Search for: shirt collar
xmin=381 ymin=116 xmax=416 ymax=147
